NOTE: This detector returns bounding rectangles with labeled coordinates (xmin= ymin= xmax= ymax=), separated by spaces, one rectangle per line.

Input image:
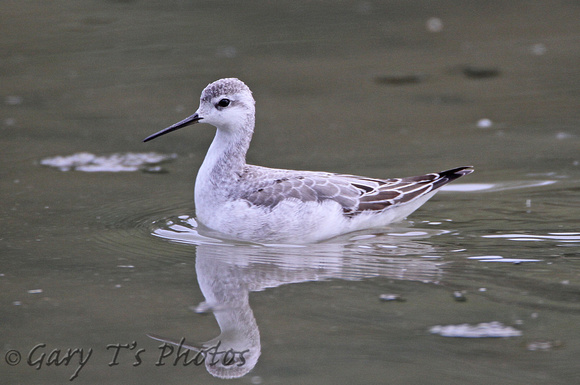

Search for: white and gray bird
xmin=144 ymin=78 xmax=473 ymax=244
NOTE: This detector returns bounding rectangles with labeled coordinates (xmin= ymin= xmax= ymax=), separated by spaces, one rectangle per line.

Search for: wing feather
xmin=238 ymin=166 xmax=473 ymax=217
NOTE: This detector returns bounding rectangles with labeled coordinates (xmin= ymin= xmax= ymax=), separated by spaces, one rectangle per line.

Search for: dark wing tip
xmin=432 ymin=166 xmax=474 ymax=189
xmin=440 ymin=166 xmax=474 ymax=178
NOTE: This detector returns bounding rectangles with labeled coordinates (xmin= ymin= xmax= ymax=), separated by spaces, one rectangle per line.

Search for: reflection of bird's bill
xmin=147 ymin=333 xmax=204 ymax=352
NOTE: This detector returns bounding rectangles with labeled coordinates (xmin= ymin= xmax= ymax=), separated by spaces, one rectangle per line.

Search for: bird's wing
xmin=342 ymin=166 xmax=473 ymax=215
xmin=239 ymin=168 xmax=360 ymax=211
xmin=239 ymin=166 xmax=473 ymax=216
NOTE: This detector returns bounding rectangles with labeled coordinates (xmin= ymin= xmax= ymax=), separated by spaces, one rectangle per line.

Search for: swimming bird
xmin=144 ymin=78 xmax=472 ymax=244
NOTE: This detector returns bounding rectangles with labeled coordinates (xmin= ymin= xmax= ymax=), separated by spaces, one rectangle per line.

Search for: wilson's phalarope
xmin=144 ymin=78 xmax=472 ymax=243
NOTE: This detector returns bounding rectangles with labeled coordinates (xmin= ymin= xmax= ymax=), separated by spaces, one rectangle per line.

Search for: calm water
xmin=2 ymin=1 xmax=579 ymax=384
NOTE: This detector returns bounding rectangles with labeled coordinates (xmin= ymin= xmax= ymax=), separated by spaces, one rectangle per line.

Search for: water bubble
xmin=5 ymin=96 xmax=23 ymax=105
xmin=453 ymin=291 xmax=467 ymax=302
xmin=426 ymin=17 xmax=443 ymax=32
xmin=379 ymin=294 xmax=406 ymax=302
xmin=477 ymin=118 xmax=493 ymax=128
xmin=216 ymin=46 xmax=237 ymax=58
xmin=530 ymin=43 xmax=547 ymax=55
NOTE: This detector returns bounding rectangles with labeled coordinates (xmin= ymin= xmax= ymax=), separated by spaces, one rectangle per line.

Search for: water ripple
xmin=441 ymin=180 xmax=556 ymax=192
xmin=482 ymin=232 xmax=580 ymax=246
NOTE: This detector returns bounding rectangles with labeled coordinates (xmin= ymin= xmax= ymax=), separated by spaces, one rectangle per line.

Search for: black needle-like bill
xmin=143 ymin=113 xmax=203 ymax=142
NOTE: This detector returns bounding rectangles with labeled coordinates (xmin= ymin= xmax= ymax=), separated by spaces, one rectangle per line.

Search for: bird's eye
xmin=216 ymin=98 xmax=230 ymax=108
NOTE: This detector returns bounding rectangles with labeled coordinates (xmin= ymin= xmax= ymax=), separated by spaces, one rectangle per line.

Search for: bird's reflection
xmin=149 ymin=219 xmax=448 ymax=378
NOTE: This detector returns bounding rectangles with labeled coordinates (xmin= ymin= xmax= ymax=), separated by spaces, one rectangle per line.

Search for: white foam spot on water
xmin=477 ymin=118 xmax=493 ymax=128
xmin=5 ymin=95 xmax=23 ymax=105
xmin=555 ymin=132 xmax=573 ymax=140
xmin=40 ymin=152 xmax=177 ymax=172
xmin=426 ymin=17 xmax=443 ymax=32
xmin=530 ymin=43 xmax=547 ymax=55
xmin=430 ymin=321 xmax=522 ymax=338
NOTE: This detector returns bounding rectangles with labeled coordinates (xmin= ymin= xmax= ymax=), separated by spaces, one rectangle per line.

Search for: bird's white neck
xmin=195 ymin=116 xmax=254 ymax=195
